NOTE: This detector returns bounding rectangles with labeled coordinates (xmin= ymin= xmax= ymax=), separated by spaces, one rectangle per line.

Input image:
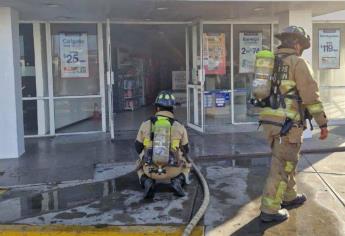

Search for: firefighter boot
xmin=260 ymin=209 xmax=289 ymax=223
xmin=140 ymin=175 xmax=155 ymax=199
xmin=282 ymin=193 xmax=307 ymax=208
xmin=171 ymin=174 xmax=186 ymax=197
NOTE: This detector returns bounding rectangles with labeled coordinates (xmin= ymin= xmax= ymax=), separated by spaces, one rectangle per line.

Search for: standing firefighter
xmin=253 ymin=26 xmax=329 ymax=222
xmin=135 ymin=91 xmax=191 ymax=199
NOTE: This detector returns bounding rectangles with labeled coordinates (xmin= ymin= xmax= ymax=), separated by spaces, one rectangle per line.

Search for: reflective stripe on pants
xmin=260 ymin=136 xmax=301 ymax=214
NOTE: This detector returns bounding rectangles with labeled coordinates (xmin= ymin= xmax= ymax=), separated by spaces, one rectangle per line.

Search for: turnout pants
xmin=260 ymin=124 xmax=303 ymax=214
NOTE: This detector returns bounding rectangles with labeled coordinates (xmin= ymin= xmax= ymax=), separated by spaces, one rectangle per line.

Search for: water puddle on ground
xmin=0 ymin=157 xmax=271 ymax=224
xmin=0 ymin=179 xmax=115 ymax=223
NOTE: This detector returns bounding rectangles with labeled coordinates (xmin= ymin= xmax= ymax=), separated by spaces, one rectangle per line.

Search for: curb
xmin=0 ymin=225 xmax=204 ymax=236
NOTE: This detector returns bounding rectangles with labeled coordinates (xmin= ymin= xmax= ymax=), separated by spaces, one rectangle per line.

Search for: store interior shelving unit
xmin=114 ymin=48 xmax=145 ymax=112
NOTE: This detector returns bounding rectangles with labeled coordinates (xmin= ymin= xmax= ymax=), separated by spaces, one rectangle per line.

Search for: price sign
xmin=319 ymin=29 xmax=340 ymax=69
xmin=239 ymin=32 xmax=262 ymax=73
xmin=60 ymin=33 xmax=89 ymax=78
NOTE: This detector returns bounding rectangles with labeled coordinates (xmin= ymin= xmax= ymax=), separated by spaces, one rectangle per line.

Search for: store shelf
xmin=113 ymin=47 xmax=145 ymax=112
xmin=124 ymin=95 xmax=142 ymax=99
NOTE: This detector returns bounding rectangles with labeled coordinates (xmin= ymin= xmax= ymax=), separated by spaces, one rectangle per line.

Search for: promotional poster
xmin=239 ymin=32 xmax=262 ymax=73
xmin=203 ymin=33 xmax=226 ymax=75
xmin=60 ymin=33 xmax=89 ymax=78
xmin=319 ymin=29 xmax=340 ymax=69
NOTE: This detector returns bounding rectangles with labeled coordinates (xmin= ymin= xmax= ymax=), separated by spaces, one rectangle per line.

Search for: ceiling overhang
xmin=0 ymin=0 xmax=344 ymax=22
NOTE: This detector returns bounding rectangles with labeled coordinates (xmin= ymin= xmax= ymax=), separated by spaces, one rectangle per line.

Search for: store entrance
xmin=109 ymin=24 xmax=187 ymax=133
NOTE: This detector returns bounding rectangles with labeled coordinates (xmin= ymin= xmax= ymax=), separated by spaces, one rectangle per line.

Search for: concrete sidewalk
xmin=0 ymin=153 xmax=344 ymax=235
xmin=0 ymin=126 xmax=344 ymax=235
xmin=1 ymin=126 xmax=345 ymax=186
xmin=190 ymin=125 xmax=345 ymax=159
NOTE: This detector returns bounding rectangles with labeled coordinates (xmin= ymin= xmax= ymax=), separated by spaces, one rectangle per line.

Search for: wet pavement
xmin=1 ymin=167 xmax=201 ymax=226
xmin=1 ymin=127 xmax=345 ymax=235
xmin=2 ymin=125 xmax=345 ymax=186
xmin=0 ymin=152 xmax=345 ymax=235
xmin=202 ymin=155 xmax=345 ymax=235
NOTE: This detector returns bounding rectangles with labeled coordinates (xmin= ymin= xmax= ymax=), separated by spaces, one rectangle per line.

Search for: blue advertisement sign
xmin=215 ymin=92 xmax=226 ymax=107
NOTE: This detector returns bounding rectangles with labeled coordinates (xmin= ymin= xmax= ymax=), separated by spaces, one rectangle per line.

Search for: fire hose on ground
xmin=183 ymin=158 xmax=210 ymax=236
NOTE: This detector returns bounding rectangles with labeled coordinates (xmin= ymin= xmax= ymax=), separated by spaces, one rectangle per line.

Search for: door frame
xmin=20 ymin=20 xmax=287 ymax=137
xmin=106 ymin=19 xmax=115 ymax=140
xmin=106 ymin=20 xmax=190 ymax=139
xmin=186 ymin=21 xmax=205 ymax=132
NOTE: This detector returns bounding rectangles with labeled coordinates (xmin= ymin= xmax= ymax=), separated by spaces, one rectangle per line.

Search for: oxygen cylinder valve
xmin=157 ymin=167 xmax=166 ymax=175
xmin=148 ymin=167 xmax=166 ymax=175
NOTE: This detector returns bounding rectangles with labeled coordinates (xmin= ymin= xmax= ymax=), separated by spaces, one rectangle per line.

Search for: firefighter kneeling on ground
xmin=134 ymin=91 xmax=191 ymax=199
xmin=252 ymin=26 xmax=329 ymax=222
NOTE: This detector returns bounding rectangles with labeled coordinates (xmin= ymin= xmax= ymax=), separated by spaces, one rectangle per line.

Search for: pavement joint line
xmin=4 ymin=179 xmax=96 ymax=190
xmin=300 ymin=171 xmax=317 ymax=174
xmin=310 ymin=171 xmax=345 ymax=176
xmin=0 ymin=225 xmax=205 ymax=236
xmin=305 ymin=156 xmax=345 ymax=208
xmin=194 ymin=146 xmax=345 ymax=162
xmin=300 ymin=171 xmax=345 ymax=176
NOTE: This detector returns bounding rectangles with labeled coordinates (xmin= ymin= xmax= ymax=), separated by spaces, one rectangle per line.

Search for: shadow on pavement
xmin=231 ymin=216 xmax=281 ymax=236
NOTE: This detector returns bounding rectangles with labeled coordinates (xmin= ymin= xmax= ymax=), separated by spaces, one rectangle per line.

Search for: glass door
xmin=186 ymin=22 xmax=205 ymax=132
xmin=233 ymin=24 xmax=272 ymax=124
xmin=203 ymin=24 xmax=232 ymax=130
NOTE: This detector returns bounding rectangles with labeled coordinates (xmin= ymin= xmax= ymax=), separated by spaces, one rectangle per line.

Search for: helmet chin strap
xmin=293 ymin=43 xmax=303 ymax=56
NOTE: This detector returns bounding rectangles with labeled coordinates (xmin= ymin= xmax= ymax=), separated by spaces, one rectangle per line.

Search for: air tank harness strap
xmin=258 ymin=120 xmax=283 ymax=129
xmin=259 ymin=119 xmax=301 ymax=139
xmin=271 ymin=53 xmax=294 ymax=110
xmin=293 ymin=91 xmax=314 ymax=131
xmin=280 ymin=87 xmax=299 ymax=109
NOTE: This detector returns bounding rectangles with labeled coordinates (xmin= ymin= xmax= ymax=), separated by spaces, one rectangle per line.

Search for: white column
xmin=278 ymin=10 xmax=313 ymax=138
xmin=279 ymin=10 xmax=313 ymax=63
xmin=0 ymin=7 xmax=25 ymax=158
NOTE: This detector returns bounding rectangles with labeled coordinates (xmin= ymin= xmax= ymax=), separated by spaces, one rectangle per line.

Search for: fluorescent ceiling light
xmin=253 ymin=7 xmax=264 ymax=11
xmin=45 ymin=3 xmax=60 ymax=8
xmin=55 ymin=16 xmax=74 ymax=20
xmin=157 ymin=7 xmax=168 ymax=10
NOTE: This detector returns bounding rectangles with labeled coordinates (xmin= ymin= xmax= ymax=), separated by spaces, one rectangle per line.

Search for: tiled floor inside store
xmin=54 ymin=104 xmax=260 ymax=135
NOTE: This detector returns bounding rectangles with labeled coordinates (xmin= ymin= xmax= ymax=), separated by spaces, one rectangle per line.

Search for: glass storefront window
xmin=313 ymin=23 xmax=345 ymax=121
xmin=23 ymin=100 xmax=37 ymax=135
xmin=55 ymin=98 xmax=102 ymax=133
xmin=51 ymin=24 xmax=100 ymax=96
xmin=20 ymin=24 xmax=36 ymax=98
xmin=233 ymin=24 xmax=271 ymax=123
xmin=203 ymin=24 xmax=232 ymax=128
xmin=51 ymin=23 xmax=102 ymax=134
